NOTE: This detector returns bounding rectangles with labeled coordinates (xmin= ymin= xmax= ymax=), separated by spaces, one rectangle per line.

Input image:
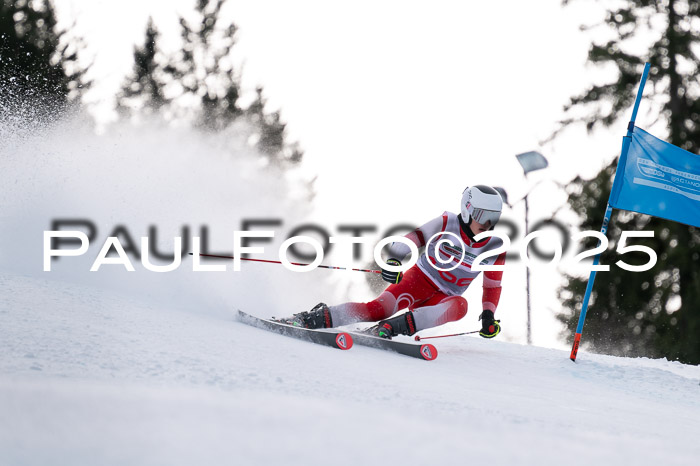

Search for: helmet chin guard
xmin=461 ymin=185 xmax=503 ymax=227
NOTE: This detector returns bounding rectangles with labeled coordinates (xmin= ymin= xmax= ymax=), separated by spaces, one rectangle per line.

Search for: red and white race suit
xmin=328 ymin=211 xmax=506 ymax=332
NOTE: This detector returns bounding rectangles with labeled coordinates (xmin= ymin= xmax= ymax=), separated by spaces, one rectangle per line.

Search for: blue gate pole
xmin=570 ymin=62 xmax=650 ymax=362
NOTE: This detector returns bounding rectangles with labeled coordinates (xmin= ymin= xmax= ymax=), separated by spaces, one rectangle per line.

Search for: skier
xmin=281 ymin=185 xmax=506 ymax=340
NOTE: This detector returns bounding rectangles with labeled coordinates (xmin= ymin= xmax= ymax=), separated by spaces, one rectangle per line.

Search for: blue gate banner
xmin=609 ymin=126 xmax=700 ymax=228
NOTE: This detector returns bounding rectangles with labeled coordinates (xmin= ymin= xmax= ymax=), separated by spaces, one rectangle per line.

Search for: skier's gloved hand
xmin=479 ymin=310 xmax=501 ymax=338
xmin=381 ymin=258 xmax=403 ymax=284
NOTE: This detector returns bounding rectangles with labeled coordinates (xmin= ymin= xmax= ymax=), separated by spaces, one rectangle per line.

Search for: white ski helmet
xmin=460 ymin=185 xmax=503 ymax=226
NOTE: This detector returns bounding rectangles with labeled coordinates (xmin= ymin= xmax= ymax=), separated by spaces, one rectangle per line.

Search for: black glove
xmin=381 ymin=258 xmax=403 ymax=284
xmin=479 ymin=310 xmax=501 ymax=338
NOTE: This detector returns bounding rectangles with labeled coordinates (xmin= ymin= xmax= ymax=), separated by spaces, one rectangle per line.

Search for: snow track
xmin=1 ymin=272 xmax=699 ymax=466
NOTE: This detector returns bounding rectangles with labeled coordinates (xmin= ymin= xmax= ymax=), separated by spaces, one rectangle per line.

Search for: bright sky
xmin=57 ymin=0 xmax=649 ymax=348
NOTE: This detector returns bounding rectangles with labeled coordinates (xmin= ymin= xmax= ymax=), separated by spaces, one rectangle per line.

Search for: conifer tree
xmin=1 ymin=0 xmax=88 ymax=113
xmin=164 ymin=0 xmax=241 ymax=130
xmin=118 ymin=18 xmax=166 ymax=116
xmin=117 ymin=0 xmax=303 ymax=165
xmin=246 ymin=87 xmax=303 ymax=164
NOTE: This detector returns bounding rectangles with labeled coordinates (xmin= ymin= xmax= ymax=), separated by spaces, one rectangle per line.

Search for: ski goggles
xmin=469 ymin=207 xmax=501 ymax=226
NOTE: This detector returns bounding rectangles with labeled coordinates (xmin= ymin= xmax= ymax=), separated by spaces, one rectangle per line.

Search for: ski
xmin=236 ymin=310 xmax=353 ymax=350
xmin=348 ymin=331 xmax=438 ymax=361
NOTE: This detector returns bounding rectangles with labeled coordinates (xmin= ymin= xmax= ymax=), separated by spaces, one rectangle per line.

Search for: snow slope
xmin=2 ymin=117 xmax=699 ymax=465
xmin=2 ymin=271 xmax=700 ymax=466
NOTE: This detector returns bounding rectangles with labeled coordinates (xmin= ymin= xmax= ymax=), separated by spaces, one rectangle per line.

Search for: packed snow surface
xmin=2 ymin=272 xmax=699 ymax=466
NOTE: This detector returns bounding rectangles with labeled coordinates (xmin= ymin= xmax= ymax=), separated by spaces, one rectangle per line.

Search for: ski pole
xmin=414 ymin=330 xmax=480 ymax=341
xmin=188 ymin=252 xmax=381 ymax=274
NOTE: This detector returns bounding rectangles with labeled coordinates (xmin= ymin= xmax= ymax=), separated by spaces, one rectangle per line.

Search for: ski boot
xmin=374 ymin=311 xmax=417 ymax=339
xmin=277 ymin=303 xmax=333 ymax=329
